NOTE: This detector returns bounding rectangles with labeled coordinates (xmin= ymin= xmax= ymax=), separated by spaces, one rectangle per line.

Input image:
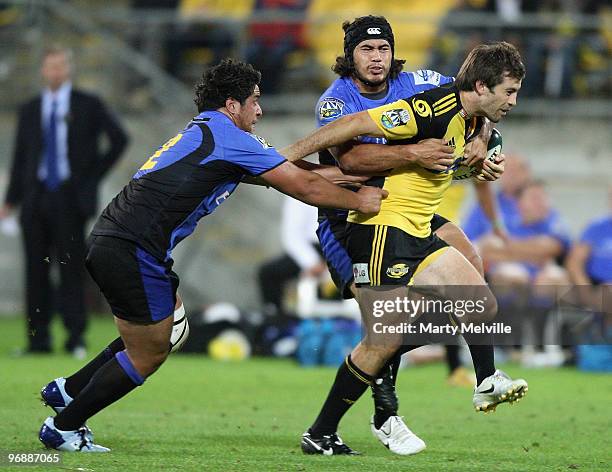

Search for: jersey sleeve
xmin=407 ymin=69 xmax=454 ymax=89
xmin=223 ymin=130 xmax=286 ymax=176
xmin=316 ymin=95 xmax=354 ymax=127
xmin=366 ymin=99 xmax=418 ymax=140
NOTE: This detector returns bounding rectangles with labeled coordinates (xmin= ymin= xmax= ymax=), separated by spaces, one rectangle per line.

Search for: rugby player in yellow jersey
xmin=301 ymin=16 xmax=510 ymax=456
xmin=283 ymin=42 xmax=528 ymax=455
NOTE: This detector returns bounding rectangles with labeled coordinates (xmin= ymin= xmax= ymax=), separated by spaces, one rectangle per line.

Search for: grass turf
xmin=0 ymin=315 xmax=610 ymax=471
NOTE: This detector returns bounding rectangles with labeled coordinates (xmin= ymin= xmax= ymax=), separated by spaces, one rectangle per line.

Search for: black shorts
xmin=430 ymin=213 xmax=451 ymax=233
xmin=346 ymin=223 xmax=449 ymax=287
xmin=85 ymin=235 xmax=179 ymax=323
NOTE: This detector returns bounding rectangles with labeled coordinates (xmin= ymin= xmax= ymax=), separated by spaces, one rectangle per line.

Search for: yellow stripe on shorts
xmin=408 ymin=246 xmax=449 ymax=286
xmin=369 ymin=225 xmax=388 ymax=285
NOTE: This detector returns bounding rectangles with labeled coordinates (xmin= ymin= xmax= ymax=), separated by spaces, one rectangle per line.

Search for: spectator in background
xmin=477 ymin=180 xmax=571 ymax=365
xmin=463 ymin=153 xmax=530 ymax=243
xmin=245 ymin=0 xmax=309 ymax=93
xmin=0 ymin=46 xmax=129 ymax=357
xmin=478 ymin=179 xmax=571 ymax=287
xmin=566 ymin=187 xmax=612 ymax=310
xmin=258 ymin=195 xmax=325 ymax=318
xmin=165 ymin=0 xmax=248 ymax=80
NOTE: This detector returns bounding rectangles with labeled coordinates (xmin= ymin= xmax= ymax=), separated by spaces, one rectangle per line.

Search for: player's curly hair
xmin=455 ymin=42 xmax=525 ymax=92
xmin=332 ymin=55 xmax=406 ymax=81
xmin=194 ymin=59 xmax=261 ymax=112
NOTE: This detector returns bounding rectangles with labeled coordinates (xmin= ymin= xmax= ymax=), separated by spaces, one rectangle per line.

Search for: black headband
xmin=343 ymin=16 xmax=395 ymax=61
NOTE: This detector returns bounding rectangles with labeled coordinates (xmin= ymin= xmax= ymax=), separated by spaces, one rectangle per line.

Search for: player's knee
xmin=467 ymin=251 xmax=485 ymax=278
xmin=480 ymin=292 xmax=498 ymax=322
xmin=129 ymin=347 xmax=170 ymax=377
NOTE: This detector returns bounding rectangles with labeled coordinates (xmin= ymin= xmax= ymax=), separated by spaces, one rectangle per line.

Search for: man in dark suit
xmin=0 ymin=46 xmax=129 ymax=356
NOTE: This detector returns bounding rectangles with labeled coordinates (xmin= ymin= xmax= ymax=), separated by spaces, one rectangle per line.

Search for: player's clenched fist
xmin=356 ymin=187 xmax=388 ymax=214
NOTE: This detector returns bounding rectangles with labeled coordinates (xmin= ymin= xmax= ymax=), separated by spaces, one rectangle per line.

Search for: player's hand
xmin=475 ymin=153 xmax=506 ymax=181
xmin=356 ymin=187 xmax=388 ymax=214
xmin=313 ymin=165 xmax=369 ymax=187
xmin=302 ymin=261 xmax=327 ymax=278
xmin=493 ymin=225 xmax=509 ymax=244
xmin=464 ymin=137 xmax=487 ymax=166
xmin=412 ymin=139 xmax=455 ymax=171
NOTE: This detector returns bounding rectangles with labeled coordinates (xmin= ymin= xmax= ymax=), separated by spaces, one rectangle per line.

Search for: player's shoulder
xmin=410 ymin=81 xmax=457 ymax=102
xmin=397 ymin=69 xmax=451 ymax=88
xmin=316 ymin=77 xmax=355 ymax=122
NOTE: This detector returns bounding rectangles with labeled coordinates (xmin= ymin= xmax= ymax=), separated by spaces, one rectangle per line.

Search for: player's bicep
xmin=367 ymin=100 xmax=417 ymax=140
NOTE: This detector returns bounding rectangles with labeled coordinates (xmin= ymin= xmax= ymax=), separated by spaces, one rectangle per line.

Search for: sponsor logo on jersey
xmin=215 ymin=190 xmax=230 ymax=205
xmin=318 ymin=97 xmax=345 ymax=120
xmin=367 ymin=27 xmax=381 ymax=34
xmin=380 ymin=108 xmax=410 ymax=129
xmin=412 ymin=98 xmax=432 ymax=118
xmin=247 ymin=133 xmax=273 ymax=149
xmin=386 ymin=263 xmax=410 ymax=279
xmin=353 ymin=263 xmax=370 ymax=283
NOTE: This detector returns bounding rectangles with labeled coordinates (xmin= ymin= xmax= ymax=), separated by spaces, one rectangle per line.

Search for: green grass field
xmin=0 ymin=315 xmax=610 ymax=472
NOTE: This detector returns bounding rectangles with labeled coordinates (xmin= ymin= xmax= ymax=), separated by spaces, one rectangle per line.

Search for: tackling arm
xmin=279 ymin=111 xmax=382 ymax=162
xmin=332 ymin=139 xmax=455 ymax=174
xmin=260 ymin=161 xmax=386 ymax=213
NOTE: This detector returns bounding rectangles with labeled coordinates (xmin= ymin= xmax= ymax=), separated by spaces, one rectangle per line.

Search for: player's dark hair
xmin=332 ymin=16 xmax=405 ymax=81
xmin=194 ymin=58 xmax=261 ymax=112
xmin=455 ymin=42 xmax=525 ymax=92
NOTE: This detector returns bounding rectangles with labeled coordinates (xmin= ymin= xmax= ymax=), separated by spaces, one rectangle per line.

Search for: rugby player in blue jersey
xmin=37 ymin=59 xmax=387 ymax=452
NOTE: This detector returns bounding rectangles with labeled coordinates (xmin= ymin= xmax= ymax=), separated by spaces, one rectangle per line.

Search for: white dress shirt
xmin=280 ymin=196 xmax=321 ymax=271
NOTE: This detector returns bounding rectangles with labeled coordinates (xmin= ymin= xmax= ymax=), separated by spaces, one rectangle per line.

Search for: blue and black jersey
xmin=92 ymin=111 xmax=286 ymax=262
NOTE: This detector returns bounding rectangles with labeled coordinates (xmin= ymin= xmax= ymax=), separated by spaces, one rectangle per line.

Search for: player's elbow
xmin=338 ymin=155 xmax=360 ymax=174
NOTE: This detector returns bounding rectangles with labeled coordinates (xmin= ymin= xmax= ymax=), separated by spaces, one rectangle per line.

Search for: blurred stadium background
xmin=0 ymin=0 xmax=609 ymax=315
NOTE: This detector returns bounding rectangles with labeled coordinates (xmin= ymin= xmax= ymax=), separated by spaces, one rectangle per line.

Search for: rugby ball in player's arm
xmin=452 ymin=128 xmax=502 ymax=181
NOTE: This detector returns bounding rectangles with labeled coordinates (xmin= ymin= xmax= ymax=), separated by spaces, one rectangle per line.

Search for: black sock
xmin=445 ymin=345 xmax=461 ymax=374
xmin=54 ymin=351 xmax=144 ymax=431
xmin=393 ymin=344 xmax=423 ymax=380
xmin=309 ymin=355 xmax=373 ymax=438
xmin=372 ymin=361 xmax=397 ymax=429
xmin=450 ymin=313 xmax=496 ymax=386
xmin=468 ymin=344 xmax=495 ymax=385
xmin=64 ymin=337 xmax=125 ymax=398
xmin=371 ymin=346 xmax=421 ymax=429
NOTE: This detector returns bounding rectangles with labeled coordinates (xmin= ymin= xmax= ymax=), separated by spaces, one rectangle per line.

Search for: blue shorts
xmin=85 ymin=235 xmax=179 ymax=323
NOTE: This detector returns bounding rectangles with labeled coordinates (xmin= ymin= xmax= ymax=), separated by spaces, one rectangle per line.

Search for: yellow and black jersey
xmin=347 ymin=84 xmax=483 ymax=237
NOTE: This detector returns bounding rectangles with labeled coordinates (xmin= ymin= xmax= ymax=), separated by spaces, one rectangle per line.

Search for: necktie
xmin=44 ymin=100 xmax=59 ymax=191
